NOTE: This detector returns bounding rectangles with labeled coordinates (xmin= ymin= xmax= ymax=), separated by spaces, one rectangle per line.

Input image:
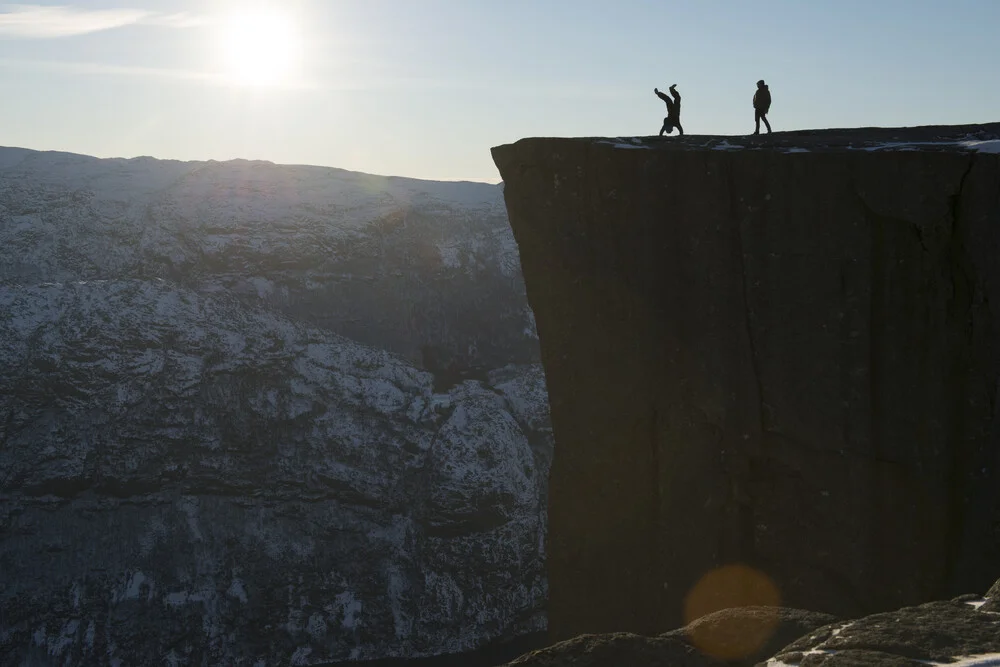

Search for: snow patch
xmin=290 ymin=647 xmax=313 ymax=666
xmin=386 ymin=565 xmax=412 ymax=639
xmin=599 ymin=138 xmax=651 ymax=150
xmin=713 ymin=140 xmax=743 ymax=151
xmin=961 ymin=140 xmax=1000 ymax=153
xmin=227 ymin=578 xmax=248 ymax=604
xmin=307 ymin=613 xmax=328 ymax=640
xmin=122 ymin=571 xmax=149 ymax=601
xmin=923 ymin=654 xmax=1000 ymax=667
xmin=336 ymin=591 xmax=363 ymax=630
xmin=437 ymin=243 xmax=462 ymax=268
xmin=862 ymin=141 xmax=955 ymax=152
xmin=860 ymin=139 xmax=1000 ymax=153
xmin=830 ymin=621 xmax=854 ymax=636
xmin=180 ymin=496 xmax=202 ymax=541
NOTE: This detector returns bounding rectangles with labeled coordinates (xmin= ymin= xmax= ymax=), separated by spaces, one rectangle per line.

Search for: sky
xmin=0 ymin=0 xmax=997 ymax=182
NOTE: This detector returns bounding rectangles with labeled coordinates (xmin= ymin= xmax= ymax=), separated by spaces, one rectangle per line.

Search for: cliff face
xmin=0 ymin=149 xmax=551 ymax=665
xmin=492 ymin=125 xmax=1000 ymax=641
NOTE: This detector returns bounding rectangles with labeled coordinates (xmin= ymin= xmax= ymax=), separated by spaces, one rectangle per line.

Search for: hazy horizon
xmin=0 ymin=0 xmax=998 ymax=182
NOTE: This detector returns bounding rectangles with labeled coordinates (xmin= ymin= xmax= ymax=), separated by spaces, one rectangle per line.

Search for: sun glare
xmin=218 ymin=9 xmax=301 ymax=87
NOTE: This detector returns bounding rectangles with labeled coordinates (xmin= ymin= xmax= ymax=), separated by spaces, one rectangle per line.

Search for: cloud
xmin=0 ymin=4 xmax=205 ymax=38
xmin=0 ymin=56 xmax=320 ymax=91
xmin=141 ymin=12 xmax=206 ymax=29
xmin=0 ymin=56 xmax=219 ymax=80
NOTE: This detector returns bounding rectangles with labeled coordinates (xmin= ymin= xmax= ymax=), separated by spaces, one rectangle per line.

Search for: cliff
xmin=492 ymin=124 xmax=1000 ymax=641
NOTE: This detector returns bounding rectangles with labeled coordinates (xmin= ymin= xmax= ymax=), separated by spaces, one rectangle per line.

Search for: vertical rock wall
xmin=492 ymin=127 xmax=1000 ymax=640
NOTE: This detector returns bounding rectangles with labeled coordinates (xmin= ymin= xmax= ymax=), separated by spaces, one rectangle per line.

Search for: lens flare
xmin=683 ymin=564 xmax=782 ymax=661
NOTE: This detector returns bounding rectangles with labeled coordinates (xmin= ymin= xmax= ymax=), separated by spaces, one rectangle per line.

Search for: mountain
xmin=0 ymin=148 xmax=539 ymax=386
xmin=0 ymin=148 xmax=551 ymax=665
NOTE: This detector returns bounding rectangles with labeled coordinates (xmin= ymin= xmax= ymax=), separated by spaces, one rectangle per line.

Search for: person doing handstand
xmin=654 ymin=84 xmax=683 ymax=136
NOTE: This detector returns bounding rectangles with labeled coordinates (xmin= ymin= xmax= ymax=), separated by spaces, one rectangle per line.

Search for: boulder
xmin=504 ymin=606 xmax=837 ymax=667
xmin=763 ymin=598 xmax=1000 ymax=666
xmin=505 ymin=632 xmax=727 ymax=667
xmin=664 ymin=606 xmax=839 ymax=665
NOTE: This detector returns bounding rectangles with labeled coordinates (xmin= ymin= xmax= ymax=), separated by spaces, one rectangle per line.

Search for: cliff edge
xmin=492 ymin=124 xmax=1000 ymax=641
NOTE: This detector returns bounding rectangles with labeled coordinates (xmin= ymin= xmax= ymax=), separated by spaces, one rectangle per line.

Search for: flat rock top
xmin=493 ymin=122 xmax=1000 ymax=161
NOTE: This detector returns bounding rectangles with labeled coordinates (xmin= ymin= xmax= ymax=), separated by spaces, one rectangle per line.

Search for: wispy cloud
xmin=0 ymin=4 xmax=206 ymax=38
xmin=0 ymin=56 xmax=320 ymax=91
xmin=0 ymin=56 xmax=219 ymax=80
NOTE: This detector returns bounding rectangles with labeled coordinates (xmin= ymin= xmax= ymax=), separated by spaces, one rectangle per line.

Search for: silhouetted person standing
xmin=753 ymin=79 xmax=772 ymax=135
xmin=655 ymin=84 xmax=683 ymax=136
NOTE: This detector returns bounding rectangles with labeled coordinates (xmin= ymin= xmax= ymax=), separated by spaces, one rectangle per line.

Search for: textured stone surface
xmin=0 ymin=149 xmax=551 ymax=664
xmin=663 ymin=607 xmax=838 ymax=666
xmin=502 ymin=606 xmax=836 ymax=667
xmin=763 ymin=598 xmax=1000 ymax=666
xmin=504 ymin=632 xmax=726 ymax=667
xmin=980 ymin=578 xmax=1000 ymax=613
xmin=492 ymin=125 xmax=1000 ymax=640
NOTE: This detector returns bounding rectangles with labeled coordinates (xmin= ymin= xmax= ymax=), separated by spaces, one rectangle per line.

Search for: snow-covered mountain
xmin=0 ymin=148 xmax=538 ymax=385
xmin=0 ymin=148 xmax=550 ymax=665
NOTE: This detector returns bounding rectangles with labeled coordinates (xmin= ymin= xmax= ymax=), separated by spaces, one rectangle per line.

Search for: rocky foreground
xmin=504 ymin=577 xmax=1000 ymax=666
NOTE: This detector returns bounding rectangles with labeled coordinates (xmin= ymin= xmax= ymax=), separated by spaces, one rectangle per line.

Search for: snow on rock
xmin=961 ymin=140 xmax=1000 ymax=154
xmin=0 ymin=147 xmax=538 ymax=376
xmin=713 ymin=140 xmax=744 ymax=151
xmin=929 ymin=655 xmax=1000 ymax=667
xmin=0 ymin=147 xmax=552 ymax=665
xmin=0 ymin=280 xmax=550 ymax=664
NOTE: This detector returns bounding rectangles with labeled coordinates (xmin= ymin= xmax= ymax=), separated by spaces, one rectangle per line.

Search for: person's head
xmin=757 ymin=79 xmax=766 ymax=89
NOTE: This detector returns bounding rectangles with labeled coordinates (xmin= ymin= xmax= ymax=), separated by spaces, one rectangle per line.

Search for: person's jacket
xmin=753 ymin=86 xmax=771 ymax=113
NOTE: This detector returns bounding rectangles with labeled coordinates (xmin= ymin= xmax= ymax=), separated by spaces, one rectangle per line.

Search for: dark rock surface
xmin=663 ymin=607 xmax=838 ymax=666
xmin=500 ymin=579 xmax=1000 ymax=666
xmin=492 ymin=124 xmax=1000 ymax=640
xmin=504 ymin=632 xmax=727 ymax=667
xmin=0 ymin=149 xmax=551 ymax=664
xmin=502 ymin=606 xmax=836 ymax=667
xmin=764 ymin=597 xmax=1000 ymax=666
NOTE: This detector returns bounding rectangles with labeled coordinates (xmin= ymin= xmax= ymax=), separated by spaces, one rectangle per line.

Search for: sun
xmin=218 ymin=8 xmax=301 ymax=87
